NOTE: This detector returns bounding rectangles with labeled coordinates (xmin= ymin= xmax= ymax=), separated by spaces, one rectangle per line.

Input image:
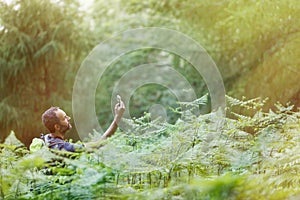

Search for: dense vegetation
xmin=0 ymin=0 xmax=299 ymax=199
xmin=1 ymin=0 xmax=299 ymax=145
xmin=0 ymin=0 xmax=92 ymax=145
xmin=1 ymin=97 xmax=300 ymax=199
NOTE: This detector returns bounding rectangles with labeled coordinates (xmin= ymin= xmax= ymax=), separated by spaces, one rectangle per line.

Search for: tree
xmin=119 ymin=0 xmax=300 ymax=111
xmin=0 ymin=0 xmax=92 ymax=146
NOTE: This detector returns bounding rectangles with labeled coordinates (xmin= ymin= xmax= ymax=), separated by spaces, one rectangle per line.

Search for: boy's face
xmin=55 ymin=109 xmax=72 ymax=133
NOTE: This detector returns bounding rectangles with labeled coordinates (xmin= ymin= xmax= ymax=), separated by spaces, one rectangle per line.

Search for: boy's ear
xmin=54 ymin=124 xmax=60 ymax=131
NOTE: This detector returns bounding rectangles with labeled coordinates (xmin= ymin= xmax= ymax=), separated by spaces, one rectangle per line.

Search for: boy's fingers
xmin=115 ymin=100 xmax=125 ymax=112
xmin=120 ymin=100 xmax=125 ymax=108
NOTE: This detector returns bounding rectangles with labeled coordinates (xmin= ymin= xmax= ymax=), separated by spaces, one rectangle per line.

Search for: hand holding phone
xmin=115 ymin=95 xmax=125 ymax=123
xmin=117 ymin=95 xmax=121 ymax=105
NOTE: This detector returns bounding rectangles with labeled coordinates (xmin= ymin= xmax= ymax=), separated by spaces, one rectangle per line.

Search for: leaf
xmin=3 ymin=130 xmax=24 ymax=147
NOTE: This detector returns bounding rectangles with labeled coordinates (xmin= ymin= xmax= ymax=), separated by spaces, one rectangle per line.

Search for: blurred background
xmin=0 ymin=0 xmax=299 ymax=147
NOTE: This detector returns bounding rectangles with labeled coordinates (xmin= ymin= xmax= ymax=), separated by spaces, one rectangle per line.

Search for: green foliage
xmin=0 ymin=0 xmax=299 ymax=198
xmin=1 ymin=0 xmax=299 ymax=146
xmin=120 ymin=0 xmax=300 ymax=109
xmin=95 ymin=49 xmax=208 ymax=128
xmin=1 ymin=97 xmax=300 ymax=199
xmin=0 ymin=0 xmax=92 ymax=145
xmin=79 ymin=0 xmax=300 ymax=143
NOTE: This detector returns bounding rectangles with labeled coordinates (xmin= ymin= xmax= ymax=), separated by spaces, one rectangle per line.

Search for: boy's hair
xmin=42 ymin=107 xmax=60 ymax=133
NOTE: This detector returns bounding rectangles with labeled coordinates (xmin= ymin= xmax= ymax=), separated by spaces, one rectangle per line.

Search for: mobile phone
xmin=117 ymin=95 xmax=121 ymax=105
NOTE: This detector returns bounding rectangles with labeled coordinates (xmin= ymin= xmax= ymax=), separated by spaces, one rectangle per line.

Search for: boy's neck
xmin=50 ymin=132 xmax=64 ymax=140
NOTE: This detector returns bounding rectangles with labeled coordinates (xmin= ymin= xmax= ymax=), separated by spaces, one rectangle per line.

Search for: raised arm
xmin=85 ymin=98 xmax=125 ymax=149
xmin=101 ymin=99 xmax=125 ymax=139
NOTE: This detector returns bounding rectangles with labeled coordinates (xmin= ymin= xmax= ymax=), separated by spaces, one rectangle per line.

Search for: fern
xmin=1 ymin=96 xmax=300 ymax=199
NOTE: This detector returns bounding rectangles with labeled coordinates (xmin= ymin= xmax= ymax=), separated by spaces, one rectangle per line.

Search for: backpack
xmin=29 ymin=134 xmax=63 ymax=152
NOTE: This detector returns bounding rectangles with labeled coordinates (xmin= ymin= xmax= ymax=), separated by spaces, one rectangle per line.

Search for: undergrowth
xmin=0 ymin=96 xmax=300 ymax=200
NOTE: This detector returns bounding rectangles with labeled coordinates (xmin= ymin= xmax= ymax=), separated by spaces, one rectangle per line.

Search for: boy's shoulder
xmin=29 ymin=133 xmax=64 ymax=152
xmin=30 ymin=133 xmax=85 ymax=153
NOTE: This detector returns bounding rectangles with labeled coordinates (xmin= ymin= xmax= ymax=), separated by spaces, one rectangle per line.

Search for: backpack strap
xmin=41 ymin=133 xmax=65 ymax=149
xmin=40 ymin=133 xmax=45 ymax=141
xmin=48 ymin=141 xmax=65 ymax=148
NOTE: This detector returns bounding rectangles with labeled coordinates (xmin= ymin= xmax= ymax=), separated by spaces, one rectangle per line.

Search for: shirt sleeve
xmin=60 ymin=141 xmax=84 ymax=152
